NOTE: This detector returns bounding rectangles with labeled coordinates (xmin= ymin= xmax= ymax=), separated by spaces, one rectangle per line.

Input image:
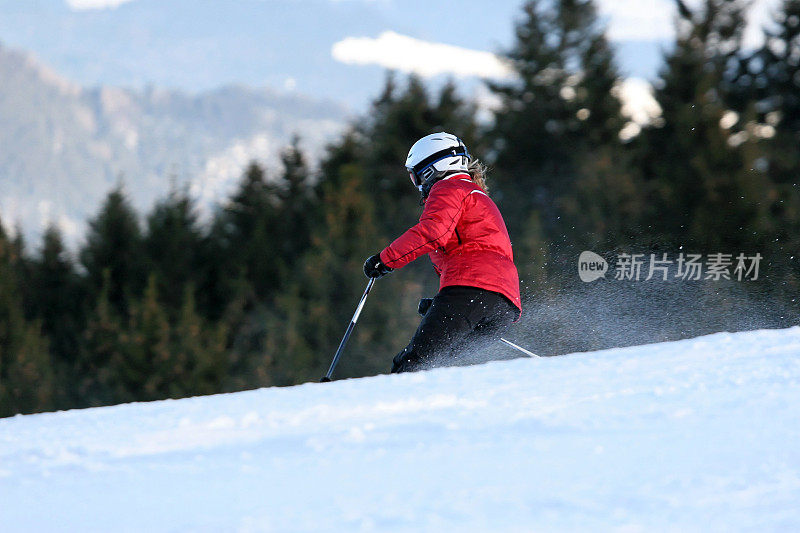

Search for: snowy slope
xmin=2 ymin=328 xmax=800 ymax=532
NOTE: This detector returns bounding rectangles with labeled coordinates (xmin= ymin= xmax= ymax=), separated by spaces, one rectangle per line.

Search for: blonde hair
xmin=467 ymin=159 xmax=489 ymax=192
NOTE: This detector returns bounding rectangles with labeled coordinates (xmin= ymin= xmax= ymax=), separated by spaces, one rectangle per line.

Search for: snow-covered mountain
xmin=0 ymin=42 xmax=348 ymax=245
xmin=2 ymin=327 xmax=799 ymax=531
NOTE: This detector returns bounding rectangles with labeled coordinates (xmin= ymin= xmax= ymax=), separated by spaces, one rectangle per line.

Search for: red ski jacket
xmin=379 ymin=173 xmax=522 ymax=313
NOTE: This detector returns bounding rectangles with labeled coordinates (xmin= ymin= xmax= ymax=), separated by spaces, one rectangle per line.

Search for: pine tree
xmin=760 ymin=0 xmax=800 ymax=185
xmin=78 ymin=269 xmax=125 ymax=407
xmin=196 ymin=213 xmax=243 ymax=322
xmin=490 ymin=0 xmax=623 ymax=201
xmin=1 ymin=318 xmax=53 ymax=416
xmin=275 ymin=137 xmax=315 ymax=272
xmin=488 ymin=0 xmax=628 ymax=275
xmin=276 ymin=161 xmax=379 ymax=382
xmin=9 ymin=228 xmax=34 ymax=317
xmin=114 ymin=275 xmax=172 ymax=402
xmin=210 ymin=163 xmax=281 ymax=389
xmin=80 ymin=186 xmax=145 ymax=317
xmin=144 ymin=186 xmax=205 ymax=314
xmin=741 ymin=0 xmax=800 ymax=285
xmin=221 ymin=162 xmax=281 ymax=301
xmin=259 ymin=133 xmax=402 ymax=383
xmin=634 ymin=0 xmax=764 ymax=250
xmin=0 ymin=219 xmax=54 ymax=416
xmin=29 ymin=225 xmax=85 ymax=405
xmin=170 ymin=285 xmax=228 ymax=397
xmin=360 ymin=74 xmax=437 ymax=234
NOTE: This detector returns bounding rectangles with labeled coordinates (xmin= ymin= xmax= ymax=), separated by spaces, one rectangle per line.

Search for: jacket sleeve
xmin=379 ymin=180 xmax=468 ymax=270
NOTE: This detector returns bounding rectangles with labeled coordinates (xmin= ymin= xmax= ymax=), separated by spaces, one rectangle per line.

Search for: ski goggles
xmin=408 ymin=169 xmax=422 ymax=190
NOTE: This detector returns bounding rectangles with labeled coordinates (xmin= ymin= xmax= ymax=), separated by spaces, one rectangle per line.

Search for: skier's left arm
xmin=379 ymin=180 xmax=468 ymax=270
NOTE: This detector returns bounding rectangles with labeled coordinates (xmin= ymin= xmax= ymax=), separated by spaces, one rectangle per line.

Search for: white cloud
xmin=332 ymin=31 xmax=662 ymax=135
xmin=331 ymin=0 xmax=778 ymax=83
xmin=597 ymin=0 xmax=781 ymax=47
xmin=65 ymin=0 xmax=136 ymax=11
xmin=615 ymin=78 xmax=663 ymax=141
xmin=331 ymin=31 xmax=513 ymax=79
xmin=617 ymin=78 xmax=661 ymax=125
xmin=597 ymin=0 xmax=675 ymax=41
xmin=741 ymin=0 xmax=781 ymax=49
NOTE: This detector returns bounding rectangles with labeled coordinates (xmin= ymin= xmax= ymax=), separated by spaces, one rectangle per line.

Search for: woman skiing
xmin=363 ymin=132 xmax=522 ymax=373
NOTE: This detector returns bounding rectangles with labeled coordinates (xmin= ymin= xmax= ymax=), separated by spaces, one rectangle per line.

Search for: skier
xmin=363 ymin=132 xmax=522 ymax=373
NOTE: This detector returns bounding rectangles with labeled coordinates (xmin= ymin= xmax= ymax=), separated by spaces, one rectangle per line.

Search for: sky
xmin=58 ymin=0 xmax=775 ymax=42
xmin=0 ymin=0 xmax=782 ymax=111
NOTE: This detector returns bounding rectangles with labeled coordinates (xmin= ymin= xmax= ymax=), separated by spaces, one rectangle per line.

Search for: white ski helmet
xmin=405 ymin=132 xmax=470 ymax=196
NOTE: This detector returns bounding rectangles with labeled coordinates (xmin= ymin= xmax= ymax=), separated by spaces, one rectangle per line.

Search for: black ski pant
xmin=391 ymin=285 xmax=519 ymax=373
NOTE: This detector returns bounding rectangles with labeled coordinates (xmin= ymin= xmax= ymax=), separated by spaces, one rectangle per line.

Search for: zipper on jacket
xmin=454 ymin=227 xmax=462 ymax=245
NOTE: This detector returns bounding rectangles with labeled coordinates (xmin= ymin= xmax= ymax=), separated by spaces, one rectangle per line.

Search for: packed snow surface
xmin=2 ymin=327 xmax=800 ymax=532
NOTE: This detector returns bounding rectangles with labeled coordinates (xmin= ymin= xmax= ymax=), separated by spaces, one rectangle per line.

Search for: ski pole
xmin=321 ymin=277 xmax=376 ymax=382
xmin=499 ymin=337 xmax=539 ymax=358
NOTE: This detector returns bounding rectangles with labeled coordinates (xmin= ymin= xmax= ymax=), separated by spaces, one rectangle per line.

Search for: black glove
xmin=363 ymin=254 xmax=393 ymax=279
xmin=417 ymin=298 xmax=433 ymax=316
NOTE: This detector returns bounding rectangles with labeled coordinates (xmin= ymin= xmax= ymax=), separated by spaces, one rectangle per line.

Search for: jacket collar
xmin=442 ymin=172 xmax=471 ymax=181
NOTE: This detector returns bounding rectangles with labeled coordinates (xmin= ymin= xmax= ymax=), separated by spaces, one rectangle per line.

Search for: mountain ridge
xmin=0 ymin=41 xmax=348 ymax=246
